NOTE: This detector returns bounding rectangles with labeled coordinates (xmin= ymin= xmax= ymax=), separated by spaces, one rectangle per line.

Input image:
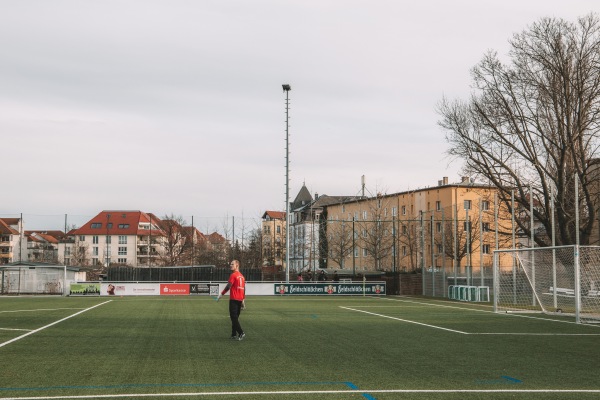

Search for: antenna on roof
xmin=361 ymin=175 xmax=365 ymax=197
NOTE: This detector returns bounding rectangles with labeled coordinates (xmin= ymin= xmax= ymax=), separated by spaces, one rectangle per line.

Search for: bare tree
xmin=157 ymin=214 xmax=190 ymax=266
xmin=326 ymin=218 xmax=354 ymax=269
xmin=70 ymin=240 xmax=90 ymax=266
xmin=241 ymin=227 xmax=263 ymax=268
xmin=397 ymin=219 xmax=420 ymax=272
xmin=357 ymin=195 xmax=395 ymax=271
xmin=438 ymin=14 xmax=600 ymax=246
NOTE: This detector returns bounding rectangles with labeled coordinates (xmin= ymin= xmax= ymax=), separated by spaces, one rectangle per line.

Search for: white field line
xmin=340 ymin=306 xmax=469 ymax=334
xmin=2 ymin=389 xmax=600 ymax=399
xmin=471 ymin=332 xmax=600 ymax=336
xmin=357 ymin=297 xmax=600 ymax=336
xmin=0 ymin=301 xmax=112 ymax=349
xmin=381 ymin=296 xmax=600 ymax=327
xmin=0 ymin=328 xmax=32 ymax=332
xmin=0 ymin=308 xmax=85 ymax=314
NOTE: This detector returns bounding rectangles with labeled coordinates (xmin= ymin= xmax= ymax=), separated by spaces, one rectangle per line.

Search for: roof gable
xmin=262 ymin=211 xmax=285 ymax=220
xmin=291 ymin=184 xmax=313 ymax=210
xmin=73 ymin=210 xmax=165 ymax=236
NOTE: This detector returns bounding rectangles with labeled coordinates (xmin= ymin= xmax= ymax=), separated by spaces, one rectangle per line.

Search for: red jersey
xmin=226 ymin=270 xmax=245 ymax=301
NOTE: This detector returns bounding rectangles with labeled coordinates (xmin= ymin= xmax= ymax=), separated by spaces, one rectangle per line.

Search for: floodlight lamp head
xmin=282 ymin=84 xmax=291 ymax=92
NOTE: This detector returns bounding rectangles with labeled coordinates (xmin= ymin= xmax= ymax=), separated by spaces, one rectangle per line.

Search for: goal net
xmin=493 ymin=245 xmax=600 ymax=325
xmin=0 ymin=265 xmax=68 ymax=295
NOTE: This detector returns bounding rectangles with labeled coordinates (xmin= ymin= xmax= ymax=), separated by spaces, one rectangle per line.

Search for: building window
xmin=437 ymin=244 xmax=443 ymax=254
xmin=79 ymin=236 xmax=85 ymax=241
xmin=436 ymin=222 xmax=442 ymax=233
xmin=354 ymin=248 xmax=358 ymax=257
xmin=92 ymin=258 xmax=98 ymax=265
xmin=107 ymin=223 xmax=113 ymax=229
xmin=276 ymin=226 xmax=281 ymax=234
xmin=91 ymin=223 xmax=102 ymax=229
xmin=118 ymin=236 xmax=127 ymax=244
xmin=402 ymin=206 xmax=406 ymax=215
xmin=482 ymin=200 xmax=490 ymax=211
xmin=436 ymin=201 xmax=441 ymax=211
xmin=92 ymin=236 xmax=99 ymax=244
xmin=118 ymin=258 xmax=127 ymax=264
xmin=118 ymin=247 xmax=127 ymax=256
xmin=483 ymin=222 xmax=490 ymax=232
xmin=464 ymin=200 xmax=472 ymax=210
xmin=402 ymin=246 xmax=407 ymax=256
xmin=362 ymin=248 xmax=368 ymax=257
xmin=92 ymin=247 xmax=99 ymax=256
xmin=362 ymin=211 xmax=367 ymax=220
xmin=483 ymin=244 xmax=491 ymax=254
xmin=118 ymin=224 xmax=130 ymax=229
xmin=402 ymin=225 xmax=408 ymax=235
xmin=106 ymin=236 xmax=111 ymax=244
xmin=392 ymin=207 xmax=397 ymax=217
xmin=362 ymin=229 xmax=367 ymax=238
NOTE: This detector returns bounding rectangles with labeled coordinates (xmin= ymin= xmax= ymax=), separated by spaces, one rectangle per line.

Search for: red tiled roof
xmin=25 ymin=232 xmax=60 ymax=244
xmin=207 ymin=232 xmax=226 ymax=244
xmin=25 ymin=230 xmax=65 ymax=242
xmin=0 ymin=219 xmax=19 ymax=235
xmin=262 ymin=211 xmax=286 ymax=220
xmin=72 ymin=210 xmax=165 ymax=237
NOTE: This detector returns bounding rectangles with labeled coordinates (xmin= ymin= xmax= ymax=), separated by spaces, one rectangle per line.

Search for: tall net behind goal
xmin=493 ymin=245 xmax=600 ymax=325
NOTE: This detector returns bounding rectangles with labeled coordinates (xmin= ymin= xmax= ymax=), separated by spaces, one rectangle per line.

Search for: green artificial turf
xmin=1 ymin=295 xmax=599 ymax=399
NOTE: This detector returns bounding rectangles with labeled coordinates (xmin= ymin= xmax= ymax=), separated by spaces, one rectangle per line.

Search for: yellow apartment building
xmin=261 ymin=211 xmax=286 ymax=268
xmin=323 ymin=177 xmax=513 ymax=281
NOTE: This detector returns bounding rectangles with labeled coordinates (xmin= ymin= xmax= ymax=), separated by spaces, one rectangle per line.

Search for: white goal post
xmin=0 ymin=264 xmax=72 ymax=296
xmin=493 ymin=245 xmax=600 ymax=325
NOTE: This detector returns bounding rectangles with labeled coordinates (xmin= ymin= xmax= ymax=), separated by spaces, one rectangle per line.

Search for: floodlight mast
xmin=282 ymin=84 xmax=291 ymax=283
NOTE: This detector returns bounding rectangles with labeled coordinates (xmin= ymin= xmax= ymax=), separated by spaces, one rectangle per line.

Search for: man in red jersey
xmin=218 ymin=260 xmax=246 ymax=340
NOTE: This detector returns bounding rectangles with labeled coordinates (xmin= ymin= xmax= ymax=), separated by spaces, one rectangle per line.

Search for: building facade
xmin=261 ymin=211 xmax=286 ymax=268
xmin=0 ymin=218 xmax=26 ymax=264
xmin=323 ymin=177 xmax=512 ymax=276
xmin=59 ymin=210 xmax=165 ymax=267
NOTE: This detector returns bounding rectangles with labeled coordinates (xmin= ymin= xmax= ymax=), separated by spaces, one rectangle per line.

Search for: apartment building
xmin=57 ymin=210 xmax=229 ymax=267
xmin=288 ymin=183 xmax=362 ymax=273
xmin=0 ymin=218 xmax=26 ymax=264
xmin=25 ymin=231 xmax=65 ymax=263
xmin=59 ymin=210 xmax=165 ymax=267
xmin=261 ymin=211 xmax=286 ymax=268
xmin=323 ymin=177 xmax=511 ymax=274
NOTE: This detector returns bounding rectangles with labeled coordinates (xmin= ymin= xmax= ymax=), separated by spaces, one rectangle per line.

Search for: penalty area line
xmin=340 ymin=306 xmax=469 ymax=334
xmin=2 ymin=389 xmax=600 ymax=399
xmin=0 ymin=301 xmax=112 ymax=349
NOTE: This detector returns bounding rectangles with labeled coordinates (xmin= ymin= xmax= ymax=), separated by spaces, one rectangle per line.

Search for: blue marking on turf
xmin=345 ymin=381 xmax=377 ymax=400
xmin=501 ymin=376 xmax=523 ymax=384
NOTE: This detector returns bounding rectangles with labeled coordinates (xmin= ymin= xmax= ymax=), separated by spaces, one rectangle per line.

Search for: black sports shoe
xmin=238 ymin=333 xmax=246 ymax=341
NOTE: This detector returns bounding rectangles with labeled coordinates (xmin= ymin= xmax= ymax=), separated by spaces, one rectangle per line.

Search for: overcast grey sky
xmin=1 ymin=0 xmax=598 ymax=231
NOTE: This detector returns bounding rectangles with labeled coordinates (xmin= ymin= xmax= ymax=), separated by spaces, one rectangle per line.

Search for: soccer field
xmin=1 ymin=295 xmax=599 ymax=400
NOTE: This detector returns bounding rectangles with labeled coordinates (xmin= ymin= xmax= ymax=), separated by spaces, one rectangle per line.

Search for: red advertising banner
xmin=159 ymin=284 xmax=190 ymax=295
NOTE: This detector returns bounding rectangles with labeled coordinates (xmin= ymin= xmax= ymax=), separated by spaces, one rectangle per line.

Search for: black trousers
xmin=229 ymin=299 xmax=244 ymax=336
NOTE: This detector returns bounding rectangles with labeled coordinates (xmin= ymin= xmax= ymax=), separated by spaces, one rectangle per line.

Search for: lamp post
xmin=282 ymin=84 xmax=291 ymax=283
